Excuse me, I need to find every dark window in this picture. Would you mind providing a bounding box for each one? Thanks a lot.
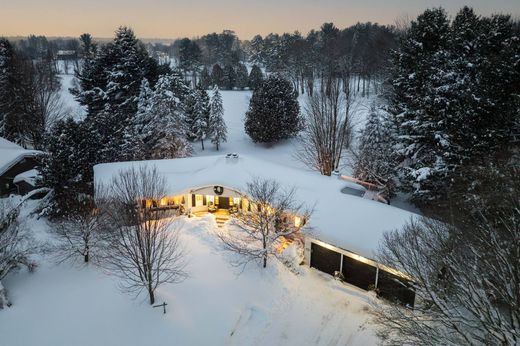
[377,270,416,307]
[310,243,341,276]
[192,194,196,207]
[342,255,377,290]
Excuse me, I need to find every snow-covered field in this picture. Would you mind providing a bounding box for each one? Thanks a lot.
[0,204,380,346]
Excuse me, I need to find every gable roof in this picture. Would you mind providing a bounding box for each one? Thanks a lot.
[94,155,418,260]
[0,137,41,177]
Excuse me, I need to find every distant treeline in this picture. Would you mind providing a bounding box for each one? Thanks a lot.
[9,22,400,96]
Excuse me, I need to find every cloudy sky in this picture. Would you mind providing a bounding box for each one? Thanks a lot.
[1,0,519,39]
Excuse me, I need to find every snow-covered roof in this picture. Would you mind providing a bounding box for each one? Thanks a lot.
[13,169,40,186]
[0,137,41,177]
[94,155,417,259]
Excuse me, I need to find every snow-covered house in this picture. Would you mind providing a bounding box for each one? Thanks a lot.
[0,137,41,196]
[94,154,417,306]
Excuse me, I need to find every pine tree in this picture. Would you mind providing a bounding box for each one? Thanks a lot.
[211,63,224,88]
[209,86,227,150]
[354,104,397,194]
[192,84,211,150]
[389,7,520,206]
[388,8,452,205]
[248,65,264,90]
[222,64,236,90]
[72,27,160,162]
[0,38,17,141]
[245,74,301,143]
[130,74,192,159]
[199,66,212,89]
[235,63,249,90]
[40,118,98,216]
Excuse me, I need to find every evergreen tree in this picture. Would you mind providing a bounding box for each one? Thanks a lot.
[39,118,98,217]
[235,63,249,90]
[389,7,520,206]
[248,65,264,90]
[222,64,236,90]
[130,74,192,160]
[354,104,397,194]
[245,75,301,143]
[72,27,160,162]
[178,38,202,81]
[199,66,212,89]
[0,38,19,141]
[191,84,211,150]
[389,8,453,205]
[210,63,224,88]
[209,86,227,150]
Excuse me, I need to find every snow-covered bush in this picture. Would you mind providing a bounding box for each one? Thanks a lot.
[0,199,36,308]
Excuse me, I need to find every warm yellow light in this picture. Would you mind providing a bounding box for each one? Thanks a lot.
[276,237,291,253]
[294,216,302,228]
[233,197,241,205]
[206,195,214,203]
[160,198,168,206]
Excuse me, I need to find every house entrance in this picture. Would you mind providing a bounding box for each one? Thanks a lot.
[216,196,230,209]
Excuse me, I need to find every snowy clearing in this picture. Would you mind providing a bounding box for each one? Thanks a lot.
[0,207,380,346]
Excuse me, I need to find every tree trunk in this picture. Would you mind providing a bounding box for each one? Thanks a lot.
[263,237,267,268]
[84,252,89,263]
[201,139,204,150]
[148,287,155,305]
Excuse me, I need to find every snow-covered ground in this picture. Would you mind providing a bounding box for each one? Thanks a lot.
[0,205,380,346]
[193,90,373,173]
[0,73,399,345]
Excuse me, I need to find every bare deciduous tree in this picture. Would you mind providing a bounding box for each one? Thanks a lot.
[296,79,356,176]
[99,166,187,305]
[218,178,311,269]
[50,203,105,265]
[374,196,520,345]
[0,200,35,309]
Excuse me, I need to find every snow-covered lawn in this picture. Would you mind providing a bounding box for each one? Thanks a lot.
[0,210,379,346]
[193,90,373,173]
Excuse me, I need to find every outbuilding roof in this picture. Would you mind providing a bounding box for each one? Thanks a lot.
[94,155,417,260]
[0,137,41,177]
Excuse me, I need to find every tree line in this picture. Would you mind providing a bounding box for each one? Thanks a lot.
[353,7,520,209]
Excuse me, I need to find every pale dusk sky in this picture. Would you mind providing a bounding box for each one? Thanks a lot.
[1,0,519,39]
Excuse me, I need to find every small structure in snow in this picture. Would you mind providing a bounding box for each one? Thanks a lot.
[0,137,42,196]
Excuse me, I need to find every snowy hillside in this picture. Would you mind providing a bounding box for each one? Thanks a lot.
[0,206,380,346]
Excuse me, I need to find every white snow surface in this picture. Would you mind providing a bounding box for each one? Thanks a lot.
[0,137,41,176]
[95,154,415,260]
[0,208,380,346]
[13,169,40,186]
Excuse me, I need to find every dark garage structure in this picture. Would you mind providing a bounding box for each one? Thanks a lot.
[309,240,415,307]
